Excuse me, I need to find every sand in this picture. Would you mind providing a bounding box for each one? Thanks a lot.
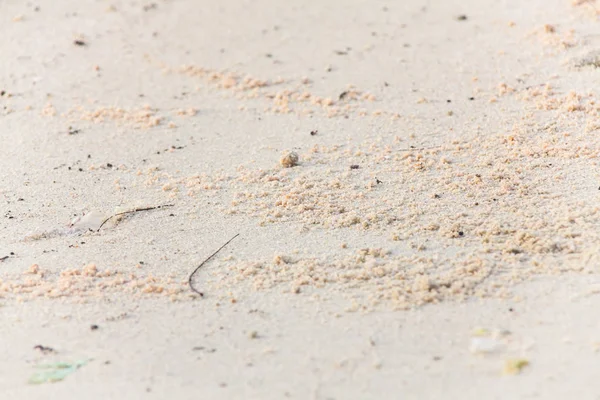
[1,0,600,398]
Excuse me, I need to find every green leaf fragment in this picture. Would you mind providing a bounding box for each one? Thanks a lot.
[28,360,89,384]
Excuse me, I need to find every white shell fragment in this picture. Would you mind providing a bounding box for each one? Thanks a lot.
[69,210,107,231]
[24,210,107,241]
[469,337,504,354]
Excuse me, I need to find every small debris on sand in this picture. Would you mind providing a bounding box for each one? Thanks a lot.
[28,360,88,384]
[504,358,530,375]
[573,50,600,68]
[34,345,56,354]
[280,151,299,168]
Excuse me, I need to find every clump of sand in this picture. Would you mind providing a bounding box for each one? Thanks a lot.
[0,263,190,302]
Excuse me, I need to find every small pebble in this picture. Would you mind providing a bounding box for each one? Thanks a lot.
[280,151,299,168]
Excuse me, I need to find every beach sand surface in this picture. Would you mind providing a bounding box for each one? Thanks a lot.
[1,0,600,398]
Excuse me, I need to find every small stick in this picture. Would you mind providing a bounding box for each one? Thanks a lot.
[398,146,440,151]
[189,234,240,297]
[97,204,174,231]
[0,256,8,262]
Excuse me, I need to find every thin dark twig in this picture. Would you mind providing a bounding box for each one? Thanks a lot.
[97,204,174,231]
[0,256,8,262]
[398,146,441,151]
[189,234,240,297]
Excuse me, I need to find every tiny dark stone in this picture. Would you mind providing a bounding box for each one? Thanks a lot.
[310,130,318,136]
[339,91,349,100]
[10,252,14,255]
[73,39,86,46]
[350,164,360,170]
[433,356,442,361]
[143,3,157,11]
[474,202,479,206]
[509,308,514,312]
[34,345,55,354]
[90,324,99,331]
[457,14,468,21]
[469,97,475,101]
[433,194,441,199]
[107,163,113,168]
[87,154,91,159]
[0,90,5,96]
[17,198,24,201]
[458,231,464,236]
[78,168,83,172]
[375,178,382,184]
[446,99,451,103]
[169,213,175,217]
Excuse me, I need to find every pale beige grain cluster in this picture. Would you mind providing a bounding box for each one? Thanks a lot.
[571,0,599,18]
[528,24,579,50]
[155,100,600,307]
[40,102,57,117]
[73,105,162,128]
[165,62,387,119]
[0,263,189,302]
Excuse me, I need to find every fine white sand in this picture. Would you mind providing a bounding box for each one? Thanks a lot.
[2,0,600,398]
